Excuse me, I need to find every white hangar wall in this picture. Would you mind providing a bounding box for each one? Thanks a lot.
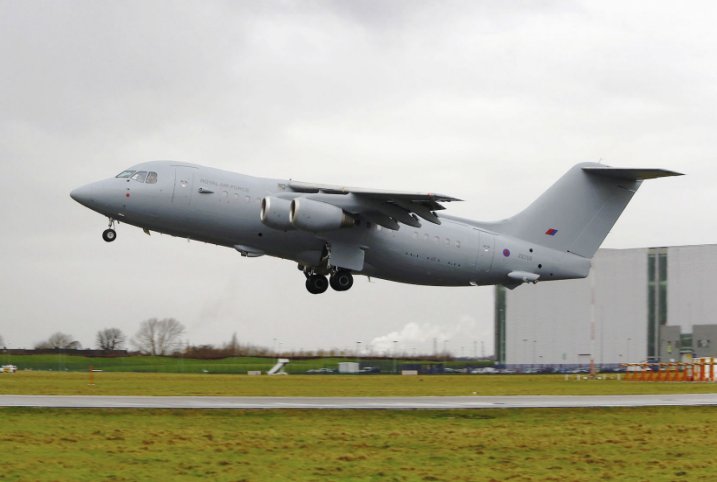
[495,246,717,367]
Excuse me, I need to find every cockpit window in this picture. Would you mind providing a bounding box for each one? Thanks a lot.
[146,171,158,184]
[116,170,136,178]
[130,171,148,183]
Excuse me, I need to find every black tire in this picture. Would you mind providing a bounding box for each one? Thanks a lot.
[305,275,328,294]
[102,229,117,242]
[330,271,354,291]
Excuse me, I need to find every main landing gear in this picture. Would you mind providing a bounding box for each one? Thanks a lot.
[303,268,354,295]
[102,218,117,243]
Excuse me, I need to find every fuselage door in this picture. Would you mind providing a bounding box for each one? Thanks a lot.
[477,230,495,273]
[172,166,195,206]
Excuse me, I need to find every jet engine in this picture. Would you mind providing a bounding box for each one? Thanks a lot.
[260,196,294,230]
[289,198,355,232]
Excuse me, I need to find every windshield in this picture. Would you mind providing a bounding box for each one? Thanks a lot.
[116,169,158,183]
[116,170,135,178]
[130,171,148,183]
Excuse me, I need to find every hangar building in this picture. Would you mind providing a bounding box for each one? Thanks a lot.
[494,244,717,368]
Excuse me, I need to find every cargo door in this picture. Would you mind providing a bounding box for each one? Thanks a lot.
[477,229,495,273]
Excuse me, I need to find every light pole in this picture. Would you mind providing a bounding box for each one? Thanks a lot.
[393,340,398,374]
[532,340,536,366]
[522,338,528,371]
[627,337,632,363]
[356,341,362,366]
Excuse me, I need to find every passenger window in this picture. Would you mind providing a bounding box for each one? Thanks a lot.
[116,170,135,178]
[131,171,148,183]
[146,171,158,184]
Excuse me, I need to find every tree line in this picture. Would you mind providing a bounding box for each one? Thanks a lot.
[30,318,186,356]
[12,319,346,358]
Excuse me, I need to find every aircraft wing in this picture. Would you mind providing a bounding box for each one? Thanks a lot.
[288,180,461,229]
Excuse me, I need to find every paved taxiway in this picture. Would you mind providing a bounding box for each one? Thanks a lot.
[2,394,717,409]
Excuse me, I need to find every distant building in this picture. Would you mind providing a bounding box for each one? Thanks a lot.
[494,245,717,367]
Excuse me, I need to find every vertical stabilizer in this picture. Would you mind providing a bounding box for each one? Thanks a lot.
[486,163,681,259]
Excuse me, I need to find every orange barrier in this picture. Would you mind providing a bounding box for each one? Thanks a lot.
[622,358,716,382]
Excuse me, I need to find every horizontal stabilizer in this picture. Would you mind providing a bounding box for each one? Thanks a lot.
[582,166,683,180]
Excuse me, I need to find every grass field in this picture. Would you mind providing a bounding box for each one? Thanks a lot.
[1,406,715,481]
[3,372,716,481]
[2,371,717,397]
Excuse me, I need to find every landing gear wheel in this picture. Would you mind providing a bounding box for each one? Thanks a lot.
[102,229,117,243]
[330,271,354,291]
[305,275,329,294]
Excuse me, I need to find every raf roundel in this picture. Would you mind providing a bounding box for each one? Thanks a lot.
[503,249,511,257]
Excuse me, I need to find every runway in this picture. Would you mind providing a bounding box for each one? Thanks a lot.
[2,393,717,409]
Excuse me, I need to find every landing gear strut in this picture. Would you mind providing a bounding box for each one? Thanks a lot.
[102,219,117,243]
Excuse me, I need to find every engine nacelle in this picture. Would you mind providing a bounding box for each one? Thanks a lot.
[260,196,294,231]
[289,198,355,232]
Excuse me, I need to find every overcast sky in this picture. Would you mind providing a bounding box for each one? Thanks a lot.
[1,1,715,354]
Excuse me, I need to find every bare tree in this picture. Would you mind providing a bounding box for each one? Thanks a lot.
[35,332,81,349]
[226,332,239,356]
[132,318,185,355]
[96,328,126,351]
[0,334,5,348]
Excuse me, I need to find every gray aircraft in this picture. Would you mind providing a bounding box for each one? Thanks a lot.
[70,162,681,294]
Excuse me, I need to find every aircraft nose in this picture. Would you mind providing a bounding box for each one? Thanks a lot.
[70,183,95,207]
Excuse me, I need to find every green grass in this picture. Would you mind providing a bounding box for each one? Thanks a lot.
[2,371,717,396]
[0,406,715,481]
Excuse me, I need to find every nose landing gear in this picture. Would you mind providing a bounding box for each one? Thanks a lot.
[102,218,117,243]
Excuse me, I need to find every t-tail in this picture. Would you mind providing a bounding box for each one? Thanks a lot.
[486,162,682,259]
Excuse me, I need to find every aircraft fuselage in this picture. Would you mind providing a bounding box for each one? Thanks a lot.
[71,161,592,290]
